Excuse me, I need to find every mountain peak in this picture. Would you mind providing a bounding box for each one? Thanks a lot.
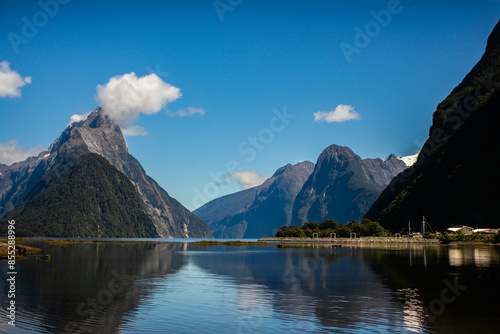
[69,107,129,159]
[322,144,354,155]
[291,144,408,225]
[272,161,314,178]
[317,145,357,168]
[383,153,397,161]
[81,107,112,128]
[1,106,212,238]
[71,107,121,136]
[485,19,500,54]
[396,152,419,167]
[382,152,418,167]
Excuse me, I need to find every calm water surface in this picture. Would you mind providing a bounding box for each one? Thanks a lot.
[1,242,499,333]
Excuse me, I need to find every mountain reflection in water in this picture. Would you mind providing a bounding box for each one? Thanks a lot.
[1,242,499,333]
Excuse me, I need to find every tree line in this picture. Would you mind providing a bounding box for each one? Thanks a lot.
[275,219,389,238]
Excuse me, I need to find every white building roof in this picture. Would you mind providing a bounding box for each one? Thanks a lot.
[447,226,473,232]
[473,228,499,234]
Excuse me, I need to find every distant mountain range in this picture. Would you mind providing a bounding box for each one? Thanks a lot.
[195,146,414,238]
[5,21,497,238]
[364,20,500,232]
[291,145,410,226]
[194,161,314,238]
[0,109,212,238]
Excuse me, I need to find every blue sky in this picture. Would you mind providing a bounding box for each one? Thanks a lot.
[1,0,499,210]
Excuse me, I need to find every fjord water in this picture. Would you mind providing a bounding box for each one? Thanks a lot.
[1,243,499,333]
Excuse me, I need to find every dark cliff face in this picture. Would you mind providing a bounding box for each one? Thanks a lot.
[291,145,407,225]
[0,108,212,238]
[194,161,315,238]
[364,20,500,232]
[11,153,158,237]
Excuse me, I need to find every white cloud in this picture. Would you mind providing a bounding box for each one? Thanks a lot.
[68,111,91,126]
[121,125,149,136]
[313,104,361,123]
[227,170,268,190]
[0,140,45,165]
[95,72,182,133]
[168,106,206,118]
[0,61,32,98]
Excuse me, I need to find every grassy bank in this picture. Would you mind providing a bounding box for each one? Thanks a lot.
[0,242,43,259]
[423,232,500,244]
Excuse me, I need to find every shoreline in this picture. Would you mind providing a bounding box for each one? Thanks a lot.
[2,237,497,248]
[0,242,44,259]
[259,237,441,244]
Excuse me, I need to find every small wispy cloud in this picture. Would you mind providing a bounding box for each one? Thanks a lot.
[167,106,205,118]
[0,140,45,165]
[313,104,361,123]
[0,61,31,98]
[68,111,149,136]
[227,170,268,190]
[121,125,149,136]
[68,111,91,126]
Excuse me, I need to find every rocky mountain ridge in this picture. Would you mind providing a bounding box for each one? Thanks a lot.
[0,108,212,238]
[291,145,408,225]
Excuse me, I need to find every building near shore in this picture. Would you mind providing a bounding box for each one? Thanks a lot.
[472,228,499,234]
[447,225,474,235]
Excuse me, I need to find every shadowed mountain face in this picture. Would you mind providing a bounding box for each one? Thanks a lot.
[364,20,500,232]
[291,145,407,225]
[10,153,158,237]
[0,108,212,238]
[194,161,315,238]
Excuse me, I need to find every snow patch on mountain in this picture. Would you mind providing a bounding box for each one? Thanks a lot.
[396,152,419,167]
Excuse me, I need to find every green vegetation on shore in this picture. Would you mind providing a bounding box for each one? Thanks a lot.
[275,219,389,238]
[423,232,500,244]
[0,242,43,259]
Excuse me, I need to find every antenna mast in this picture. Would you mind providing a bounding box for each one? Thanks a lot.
[422,216,435,234]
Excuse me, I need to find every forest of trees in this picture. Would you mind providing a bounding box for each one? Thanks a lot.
[275,219,389,238]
